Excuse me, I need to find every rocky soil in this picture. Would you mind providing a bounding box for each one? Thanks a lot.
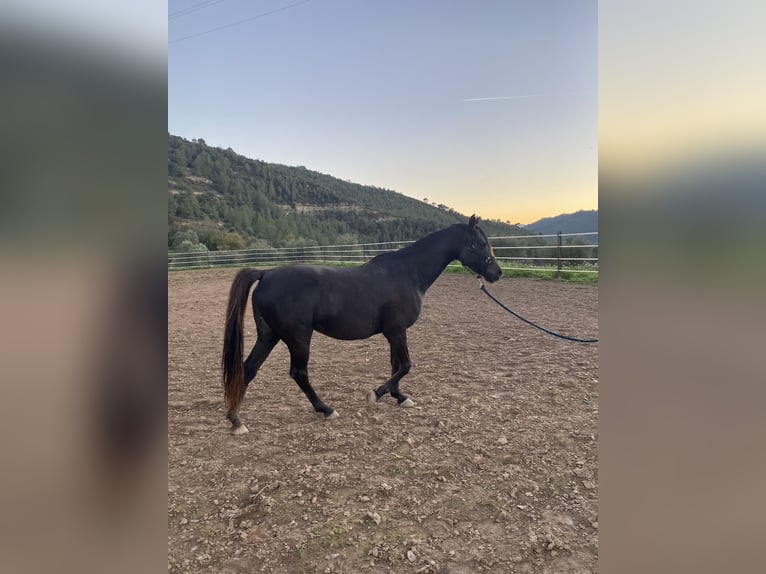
[168,269,598,573]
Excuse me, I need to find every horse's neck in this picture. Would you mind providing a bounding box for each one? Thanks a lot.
[400,226,462,292]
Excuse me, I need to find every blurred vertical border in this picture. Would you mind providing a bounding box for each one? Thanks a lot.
[600,1,765,573]
[0,2,167,573]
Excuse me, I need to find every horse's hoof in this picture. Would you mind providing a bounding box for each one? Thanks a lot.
[399,398,415,408]
[325,410,339,420]
[231,423,249,435]
[366,390,378,405]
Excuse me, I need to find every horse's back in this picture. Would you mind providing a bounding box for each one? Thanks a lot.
[252,263,421,340]
[254,264,345,309]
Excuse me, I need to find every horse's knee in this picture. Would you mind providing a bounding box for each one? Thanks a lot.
[400,359,411,376]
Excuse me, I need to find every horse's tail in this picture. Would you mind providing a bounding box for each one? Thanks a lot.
[222,268,264,413]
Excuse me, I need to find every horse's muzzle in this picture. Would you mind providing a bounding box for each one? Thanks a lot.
[482,258,502,283]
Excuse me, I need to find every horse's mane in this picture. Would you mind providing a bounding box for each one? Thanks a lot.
[396,224,464,255]
[475,225,495,256]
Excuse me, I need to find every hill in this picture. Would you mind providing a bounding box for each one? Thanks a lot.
[523,210,598,243]
[168,134,534,251]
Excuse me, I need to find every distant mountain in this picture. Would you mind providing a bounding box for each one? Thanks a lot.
[168,134,536,251]
[523,210,598,244]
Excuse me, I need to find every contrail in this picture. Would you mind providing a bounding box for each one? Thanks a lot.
[463,94,548,102]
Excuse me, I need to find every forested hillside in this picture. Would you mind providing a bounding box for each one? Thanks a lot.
[524,210,598,243]
[168,134,533,251]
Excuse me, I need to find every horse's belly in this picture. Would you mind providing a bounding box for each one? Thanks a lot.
[314,314,379,340]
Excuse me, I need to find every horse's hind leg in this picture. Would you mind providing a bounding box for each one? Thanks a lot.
[285,334,338,420]
[226,332,279,434]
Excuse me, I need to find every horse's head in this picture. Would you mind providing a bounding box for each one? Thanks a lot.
[459,215,502,283]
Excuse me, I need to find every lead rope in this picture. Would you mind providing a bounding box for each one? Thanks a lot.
[477,277,598,344]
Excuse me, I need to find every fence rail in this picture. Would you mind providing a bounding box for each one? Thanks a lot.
[168,231,598,276]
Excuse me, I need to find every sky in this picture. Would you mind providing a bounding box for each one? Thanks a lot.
[169,0,597,225]
[600,0,766,177]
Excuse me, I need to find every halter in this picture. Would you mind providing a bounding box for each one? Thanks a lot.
[466,225,497,273]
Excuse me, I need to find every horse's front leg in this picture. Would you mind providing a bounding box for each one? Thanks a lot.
[368,344,399,400]
[368,331,415,407]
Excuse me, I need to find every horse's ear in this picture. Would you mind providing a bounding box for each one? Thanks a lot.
[468,214,479,230]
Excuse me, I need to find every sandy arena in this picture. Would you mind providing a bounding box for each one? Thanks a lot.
[168,269,598,573]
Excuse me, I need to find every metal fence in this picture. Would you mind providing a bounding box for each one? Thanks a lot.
[168,232,598,275]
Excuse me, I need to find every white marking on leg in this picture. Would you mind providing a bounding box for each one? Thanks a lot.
[367,390,378,405]
[399,398,415,408]
[231,423,249,435]
[325,410,339,420]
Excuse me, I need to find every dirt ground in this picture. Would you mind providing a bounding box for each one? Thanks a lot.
[168,269,598,573]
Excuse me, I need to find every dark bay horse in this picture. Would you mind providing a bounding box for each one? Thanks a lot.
[222,215,501,434]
